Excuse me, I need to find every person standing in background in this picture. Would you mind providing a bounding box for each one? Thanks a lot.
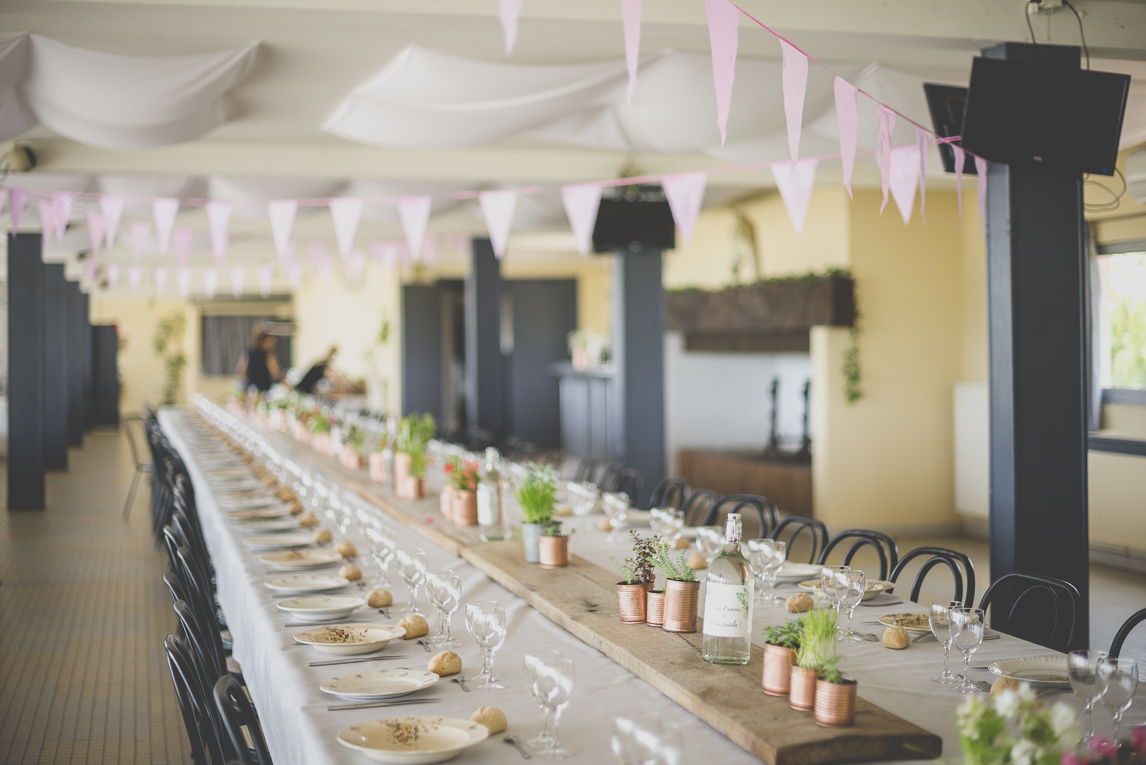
[237,328,283,392]
[295,345,346,394]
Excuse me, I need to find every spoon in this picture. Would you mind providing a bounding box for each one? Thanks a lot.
[416,639,432,653]
[452,675,471,692]
[861,632,880,643]
[504,734,532,759]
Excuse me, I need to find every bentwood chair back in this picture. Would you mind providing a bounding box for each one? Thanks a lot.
[609,468,643,502]
[977,572,1083,653]
[173,601,230,736]
[166,635,225,765]
[770,516,830,564]
[174,551,229,682]
[817,529,900,581]
[1109,608,1146,659]
[648,477,690,510]
[214,675,273,765]
[703,494,780,539]
[888,547,976,606]
[498,435,522,458]
[511,442,539,463]
[572,457,598,483]
[465,429,494,452]
[122,415,155,520]
[596,461,626,491]
[680,489,719,527]
[541,449,565,474]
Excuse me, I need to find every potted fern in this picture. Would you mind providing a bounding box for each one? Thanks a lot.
[813,656,856,727]
[650,538,698,633]
[514,467,555,563]
[539,522,572,568]
[394,413,434,499]
[762,618,804,697]
[790,603,836,711]
[610,532,655,623]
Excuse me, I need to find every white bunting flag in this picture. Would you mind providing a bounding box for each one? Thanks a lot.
[479,190,517,259]
[916,127,929,225]
[257,264,274,298]
[889,144,921,226]
[267,199,297,262]
[770,158,819,235]
[329,198,363,262]
[347,250,367,281]
[154,267,168,295]
[705,0,739,146]
[231,266,246,298]
[876,106,896,214]
[205,200,233,268]
[106,263,120,290]
[152,198,179,254]
[178,267,193,299]
[131,220,151,261]
[622,0,642,103]
[500,0,522,55]
[952,145,966,227]
[100,197,125,249]
[834,77,859,199]
[51,192,73,242]
[204,268,219,300]
[975,156,988,236]
[8,188,26,232]
[662,172,707,246]
[127,266,142,294]
[780,40,808,162]
[397,196,432,261]
[560,183,603,255]
[174,227,192,267]
[38,200,55,242]
[86,212,104,256]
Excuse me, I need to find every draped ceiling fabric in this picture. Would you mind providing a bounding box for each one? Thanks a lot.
[0,33,257,149]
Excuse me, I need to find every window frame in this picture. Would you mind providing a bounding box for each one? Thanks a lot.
[1096,237,1146,406]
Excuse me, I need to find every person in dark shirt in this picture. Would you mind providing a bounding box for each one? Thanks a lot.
[295,346,346,394]
[236,329,283,392]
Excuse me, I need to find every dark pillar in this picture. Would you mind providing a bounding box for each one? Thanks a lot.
[42,263,69,470]
[80,290,93,431]
[91,325,120,428]
[8,233,46,509]
[66,281,85,446]
[612,251,666,507]
[985,42,1089,650]
[465,238,503,439]
[400,284,444,420]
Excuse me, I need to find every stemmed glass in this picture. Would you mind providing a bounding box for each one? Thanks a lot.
[950,607,986,693]
[466,601,507,691]
[695,526,725,566]
[425,570,462,649]
[929,601,963,685]
[369,525,398,589]
[1097,657,1138,746]
[604,491,627,543]
[835,568,865,643]
[820,565,848,638]
[524,649,575,758]
[612,716,682,765]
[396,548,428,615]
[1069,650,1108,744]
[746,540,786,605]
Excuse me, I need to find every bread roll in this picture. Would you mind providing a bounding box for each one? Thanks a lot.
[674,537,691,550]
[428,650,462,676]
[277,487,297,502]
[399,614,429,639]
[288,501,306,516]
[882,625,910,649]
[297,512,320,527]
[366,589,393,608]
[598,517,613,532]
[338,564,362,581]
[991,676,1021,696]
[686,551,707,570]
[313,528,333,544]
[785,592,814,613]
[469,707,507,734]
[335,541,358,558]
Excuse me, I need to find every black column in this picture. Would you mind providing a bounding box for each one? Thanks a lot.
[8,233,46,509]
[985,42,1089,650]
[66,281,84,447]
[91,325,120,428]
[465,238,503,439]
[42,263,69,470]
[80,290,93,431]
[612,251,666,507]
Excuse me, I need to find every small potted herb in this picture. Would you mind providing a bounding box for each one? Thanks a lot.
[440,456,460,521]
[790,602,836,711]
[449,458,481,526]
[394,413,434,499]
[610,533,655,623]
[650,537,698,633]
[762,618,803,696]
[515,467,555,563]
[539,522,572,568]
[340,425,365,470]
[308,412,332,454]
[369,433,390,484]
[813,656,857,727]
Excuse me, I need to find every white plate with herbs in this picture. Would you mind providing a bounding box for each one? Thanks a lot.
[293,623,406,656]
[774,562,825,583]
[259,549,343,570]
[228,507,291,521]
[321,668,439,699]
[233,517,300,534]
[337,717,489,764]
[265,573,350,594]
[989,656,1071,688]
[796,579,896,601]
[242,532,313,551]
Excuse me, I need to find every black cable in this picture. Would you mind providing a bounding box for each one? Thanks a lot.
[1026,1,1040,49]
[1062,0,1090,70]
[1083,167,1127,211]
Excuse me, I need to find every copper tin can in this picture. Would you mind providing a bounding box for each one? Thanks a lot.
[539,536,570,568]
[453,490,478,526]
[814,679,857,727]
[762,644,795,696]
[440,485,455,520]
[402,476,425,500]
[616,583,647,623]
[393,452,412,489]
[662,579,699,633]
[789,666,818,711]
[646,590,665,627]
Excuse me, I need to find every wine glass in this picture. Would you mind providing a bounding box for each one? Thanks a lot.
[1069,650,1108,744]
[524,649,575,758]
[835,569,865,643]
[820,565,848,638]
[745,540,774,604]
[929,601,962,685]
[426,570,462,649]
[396,548,428,615]
[612,716,682,765]
[695,526,725,565]
[466,601,507,691]
[950,607,985,693]
[1097,657,1138,746]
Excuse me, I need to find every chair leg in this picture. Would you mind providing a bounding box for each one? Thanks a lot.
[123,468,142,520]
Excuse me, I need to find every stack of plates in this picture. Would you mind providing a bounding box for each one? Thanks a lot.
[242,532,313,551]
[233,517,300,534]
[774,562,825,583]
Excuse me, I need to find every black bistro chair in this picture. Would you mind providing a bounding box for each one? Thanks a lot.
[680,489,719,527]
[166,635,227,765]
[572,457,599,483]
[888,546,976,606]
[1109,608,1146,659]
[122,414,154,519]
[214,675,273,765]
[817,529,900,581]
[769,516,830,564]
[648,477,690,510]
[702,494,779,539]
[977,572,1082,653]
[608,468,643,501]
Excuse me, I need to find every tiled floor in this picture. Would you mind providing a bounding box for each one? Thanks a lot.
[0,431,192,765]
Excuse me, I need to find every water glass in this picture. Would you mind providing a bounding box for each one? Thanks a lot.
[929,601,962,685]
[396,548,428,615]
[524,649,575,758]
[695,526,725,565]
[612,716,682,765]
[1069,650,1108,744]
[950,607,985,693]
[835,569,865,643]
[466,601,507,691]
[426,570,461,648]
[820,565,848,637]
[1098,657,1138,745]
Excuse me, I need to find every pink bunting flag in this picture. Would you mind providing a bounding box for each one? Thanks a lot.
[876,106,896,214]
[916,127,929,225]
[770,158,819,235]
[152,198,179,254]
[127,266,142,294]
[287,262,303,291]
[203,268,219,300]
[51,192,73,242]
[131,220,151,261]
[86,212,104,256]
[397,196,432,261]
[329,198,363,262]
[231,266,246,299]
[662,172,707,246]
[889,144,921,226]
[705,0,739,147]
[560,183,603,255]
[479,190,518,259]
[174,227,193,267]
[38,200,55,242]
[8,188,26,232]
[257,264,274,298]
[500,0,522,55]
[780,40,808,162]
[834,77,859,199]
[622,0,642,104]
[347,250,368,280]
[205,200,232,268]
[0,189,7,221]
[85,260,98,285]
[100,197,124,249]
[952,145,966,226]
[106,263,120,290]
[975,156,988,236]
[267,199,297,262]
[177,267,193,299]
[154,267,168,295]
[311,243,333,281]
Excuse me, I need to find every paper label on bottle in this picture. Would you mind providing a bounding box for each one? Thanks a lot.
[702,580,754,638]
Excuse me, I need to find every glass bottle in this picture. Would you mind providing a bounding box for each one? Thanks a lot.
[702,512,754,665]
[478,448,514,542]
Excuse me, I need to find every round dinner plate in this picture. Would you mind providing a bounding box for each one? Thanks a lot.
[242,532,313,551]
[234,517,300,534]
[228,507,290,521]
[797,579,895,601]
[321,669,439,699]
[221,497,280,510]
[259,549,343,569]
[294,623,406,656]
[337,717,489,764]
[989,656,1071,688]
[265,573,350,594]
[877,612,933,633]
[278,595,364,622]
[774,562,825,583]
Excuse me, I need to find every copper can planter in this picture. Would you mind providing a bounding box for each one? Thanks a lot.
[401,476,425,500]
[762,644,796,697]
[646,590,665,627]
[616,583,648,623]
[453,491,479,526]
[789,666,818,711]
[814,679,857,727]
[393,453,412,490]
[440,485,455,520]
[368,451,389,484]
[539,536,570,568]
[662,579,699,633]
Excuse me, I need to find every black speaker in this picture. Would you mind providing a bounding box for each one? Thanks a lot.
[592,197,676,254]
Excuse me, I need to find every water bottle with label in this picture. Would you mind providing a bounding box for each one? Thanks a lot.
[701,512,754,665]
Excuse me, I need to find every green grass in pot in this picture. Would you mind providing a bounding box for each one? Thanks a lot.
[796,601,836,670]
[514,468,555,526]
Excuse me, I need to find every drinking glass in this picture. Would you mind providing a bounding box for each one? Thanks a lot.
[820,565,848,638]
[929,601,962,685]
[396,548,428,615]
[466,601,507,691]
[1097,657,1138,746]
[1069,650,1108,744]
[426,570,462,649]
[695,526,725,565]
[604,491,627,543]
[745,540,775,604]
[524,649,575,758]
[763,540,787,605]
[612,716,682,765]
[950,607,985,693]
[835,569,866,643]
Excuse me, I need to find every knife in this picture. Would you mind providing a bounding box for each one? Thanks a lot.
[327,698,440,712]
[308,656,407,667]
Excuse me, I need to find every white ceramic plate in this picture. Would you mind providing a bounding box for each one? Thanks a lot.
[774,562,825,583]
[321,669,439,699]
[877,612,934,633]
[797,579,896,601]
[205,467,250,477]
[278,595,365,622]
[242,532,314,551]
[265,573,350,594]
[293,623,406,656]
[258,549,343,569]
[221,497,280,510]
[228,507,291,521]
[337,717,489,764]
[989,656,1072,688]
[233,517,300,534]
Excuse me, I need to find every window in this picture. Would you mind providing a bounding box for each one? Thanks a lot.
[1097,245,1146,402]
[201,315,293,376]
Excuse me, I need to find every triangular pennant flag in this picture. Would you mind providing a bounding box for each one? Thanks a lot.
[231,266,246,299]
[347,250,368,281]
[280,240,295,263]
[203,268,219,300]
[287,262,303,291]
[770,158,819,235]
[85,260,98,285]
[178,267,193,299]
[834,77,859,200]
[780,40,808,162]
[478,190,518,259]
[560,183,603,255]
[174,227,192,267]
[152,198,179,254]
[106,263,120,289]
[0,189,7,220]
[51,192,73,242]
[889,144,921,226]
[310,241,326,270]
[952,145,966,227]
[975,156,988,236]
[876,105,896,214]
[127,266,142,294]
[38,200,55,242]
[705,0,740,147]
[397,196,432,261]
[205,200,232,268]
[662,172,707,246]
[267,199,297,262]
[500,0,523,55]
[131,220,151,262]
[257,264,274,298]
[86,212,104,256]
[100,197,124,248]
[154,267,168,295]
[329,197,363,262]
[622,0,642,104]
[422,236,438,267]
[9,188,27,232]
[916,127,929,225]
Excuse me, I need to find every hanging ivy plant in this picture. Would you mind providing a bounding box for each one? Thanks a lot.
[843,297,862,404]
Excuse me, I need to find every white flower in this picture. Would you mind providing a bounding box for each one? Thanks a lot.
[994,689,1021,719]
[1050,702,1076,736]
[1011,738,1037,765]
[1017,682,1036,704]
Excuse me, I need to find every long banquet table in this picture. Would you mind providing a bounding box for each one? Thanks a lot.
[158,405,1141,765]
